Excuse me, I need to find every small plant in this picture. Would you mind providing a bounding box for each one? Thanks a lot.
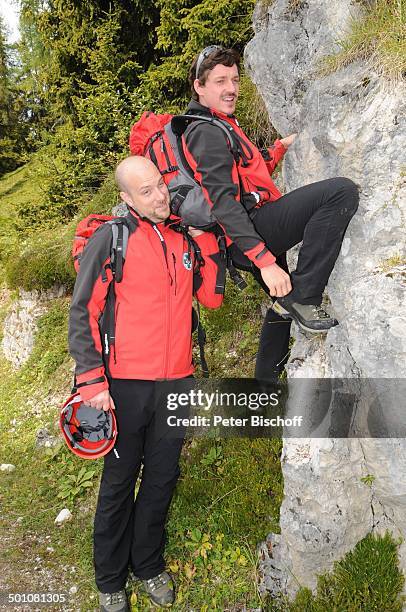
[379,254,405,273]
[361,473,376,487]
[200,443,223,470]
[57,465,96,505]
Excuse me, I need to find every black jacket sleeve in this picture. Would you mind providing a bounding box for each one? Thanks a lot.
[68,223,113,377]
[184,122,275,266]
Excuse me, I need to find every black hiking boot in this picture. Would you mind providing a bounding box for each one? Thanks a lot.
[141,571,175,607]
[271,295,338,333]
[98,589,129,612]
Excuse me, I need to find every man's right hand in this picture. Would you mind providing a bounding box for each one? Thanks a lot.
[260,263,292,297]
[85,390,116,412]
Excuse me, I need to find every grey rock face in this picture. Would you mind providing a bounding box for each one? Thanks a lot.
[246,0,406,599]
[1,286,65,368]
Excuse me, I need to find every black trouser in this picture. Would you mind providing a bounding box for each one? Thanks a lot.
[93,379,185,593]
[230,177,359,381]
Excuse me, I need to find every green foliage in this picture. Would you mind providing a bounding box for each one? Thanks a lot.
[199,441,224,470]
[321,0,406,81]
[57,465,97,505]
[28,299,71,381]
[30,0,159,120]
[170,437,283,543]
[199,273,264,377]
[11,1,51,150]
[2,163,117,292]
[273,532,405,611]
[12,0,160,225]
[137,0,256,113]
[361,473,376,486]
[237,74,278,148]
[0,16,28,175]
[5,225,76,292]
[9,0,258,227]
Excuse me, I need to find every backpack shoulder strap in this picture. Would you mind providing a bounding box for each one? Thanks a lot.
[174,224,205,270]
[107,216,132,283]
[172,114,252,166]
[172,114,234,152]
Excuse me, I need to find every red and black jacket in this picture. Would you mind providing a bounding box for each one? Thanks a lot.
[182,100,287,267]
[68,208,223,401]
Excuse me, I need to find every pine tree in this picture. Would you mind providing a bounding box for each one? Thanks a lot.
[16,0,50,138]
[137,0,256,113]
[14,0,163,225]
[0,15,23,175]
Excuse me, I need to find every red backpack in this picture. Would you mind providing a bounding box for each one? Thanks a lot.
[72,214,130,283]
[129,111,248,229]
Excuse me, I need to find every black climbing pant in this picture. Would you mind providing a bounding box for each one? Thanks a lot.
[229,177,359,381]
[93,379,185,593]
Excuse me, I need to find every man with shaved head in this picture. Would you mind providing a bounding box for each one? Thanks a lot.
[69,156,223,610]
[115,156,171,224]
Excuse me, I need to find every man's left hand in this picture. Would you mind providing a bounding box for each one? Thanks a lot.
[280,133,297,148]
[188,226,204,238]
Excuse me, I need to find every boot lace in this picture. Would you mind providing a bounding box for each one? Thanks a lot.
[104,591,126,605]
[312,305,331,320]
[146,573,169,592]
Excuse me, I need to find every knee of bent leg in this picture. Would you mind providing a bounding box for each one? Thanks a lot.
[335,177,359,213]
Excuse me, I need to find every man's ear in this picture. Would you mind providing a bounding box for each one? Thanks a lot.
[193,78,203,98]
[120,191,132,207]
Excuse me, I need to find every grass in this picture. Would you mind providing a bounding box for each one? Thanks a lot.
[0,299,284,610]
[0,282,404,610]
[321,0,406,81]
[0,161,118,292]
[199,272,266,378]
[237,74,278,149]
[0,161,43,266]
[270,532,405,611]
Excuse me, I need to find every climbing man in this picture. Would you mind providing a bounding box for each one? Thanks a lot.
[182,45,359,381]
[68,156,223,610]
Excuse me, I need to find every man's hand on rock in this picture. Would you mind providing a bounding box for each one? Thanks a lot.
[260,263,292,297]
[280,133,297,148]
[85,390,116,412]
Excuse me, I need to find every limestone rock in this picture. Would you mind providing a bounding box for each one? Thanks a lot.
[54,509,72,525]
[35,428,60,449]
[246,0,406,599]
[0,463,16,472]
[1,286,65,368]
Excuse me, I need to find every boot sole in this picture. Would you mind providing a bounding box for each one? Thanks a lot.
[271,301,334,334]
[149,599,174,608]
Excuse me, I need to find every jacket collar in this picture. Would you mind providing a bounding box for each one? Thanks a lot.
[186,99,237,123]
[127,205,180,232]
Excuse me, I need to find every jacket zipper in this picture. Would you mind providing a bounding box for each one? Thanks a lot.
[172,253,177,296]
[152,224,172,376]
[113,301,120,364]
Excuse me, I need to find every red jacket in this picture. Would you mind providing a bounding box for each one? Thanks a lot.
[68,209,223,401]
[182,100,287,267]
